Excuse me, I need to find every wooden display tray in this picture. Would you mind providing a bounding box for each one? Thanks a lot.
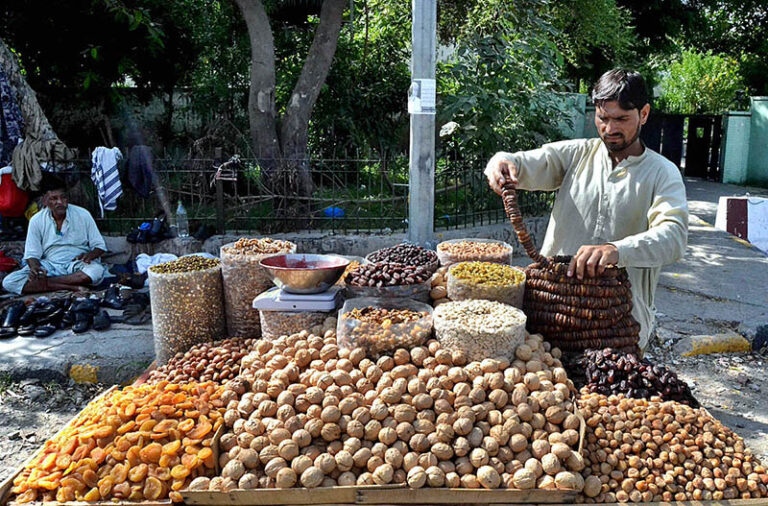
[181,485,578,505]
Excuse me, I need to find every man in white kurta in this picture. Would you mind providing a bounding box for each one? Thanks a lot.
[2,186,107,294]
[485,69,688,350]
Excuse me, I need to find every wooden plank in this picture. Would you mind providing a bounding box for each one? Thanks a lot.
[356,488,576,504]
[182,486,364,505]
[0,386,119,506]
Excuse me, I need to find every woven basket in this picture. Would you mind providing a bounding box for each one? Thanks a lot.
[501,182,640,352]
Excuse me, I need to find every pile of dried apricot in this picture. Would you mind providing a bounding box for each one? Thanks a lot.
[11,381,226,503]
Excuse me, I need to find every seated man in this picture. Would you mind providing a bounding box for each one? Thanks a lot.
[2,179,108,294]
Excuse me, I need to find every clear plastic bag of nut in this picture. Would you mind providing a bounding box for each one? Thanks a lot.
[259,310,332,341]
[436,238,514,266]
[220,239,297,338]
[337,297,433,358]
[148,263,226,364]
[344,279,431,303]
[447,262,526,308]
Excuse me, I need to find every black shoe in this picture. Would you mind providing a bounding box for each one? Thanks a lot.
[17,324,36,337]
[34,324,57,338]
[72,298,99,315]
[92,310,112,331]
[101,285,124,310]
[72,311,92,333]
[2,301,25,328]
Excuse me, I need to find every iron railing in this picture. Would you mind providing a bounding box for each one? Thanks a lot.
[45,156,555,236]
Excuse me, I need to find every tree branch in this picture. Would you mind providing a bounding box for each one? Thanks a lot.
[280,0,346,157]
[233,0,280,168]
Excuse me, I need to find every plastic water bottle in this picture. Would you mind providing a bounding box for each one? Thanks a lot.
[176,200,189,238]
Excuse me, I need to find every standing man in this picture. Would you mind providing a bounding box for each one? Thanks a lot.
[485,69,688,350]
[2,177,108,294]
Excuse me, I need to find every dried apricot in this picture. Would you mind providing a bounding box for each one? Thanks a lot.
[169,490,183,503]
[181,453,199,469]
[162,440,181,455]
[158,454,175,468]
[124,402,136,418]
[60,437,77,455]
[98,476,114,497]
[129,463,148,482]
[83,487,101,501]
[117,421,136,435]
[83,469,98,488]
[143,476,164,500]
[55,454,72,470]
[93,426,114,439]
[177,419,194,432]
[128,487,144,501]
[15,489,37,503]
[170,465,190,480]
[61,476,86,492]
[110,463,128,483]
[139,419,158,432]
[40,453,57,471]
[126,446,142,467]
[112,481,131,498]
[185,410,200,418]
[155,467,171,481]
[171,478,185,491]
[56,486,76,502]
[140,442,163,463]
[90,447,108,465]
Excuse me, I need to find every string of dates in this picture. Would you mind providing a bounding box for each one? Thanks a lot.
[500,182,640,352]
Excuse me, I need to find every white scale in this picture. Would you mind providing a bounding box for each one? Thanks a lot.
[253,286,343,312]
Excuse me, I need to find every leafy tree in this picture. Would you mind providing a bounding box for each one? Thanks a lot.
[656,49,743,114]
[549,0,636,89]
[438,0,568,158]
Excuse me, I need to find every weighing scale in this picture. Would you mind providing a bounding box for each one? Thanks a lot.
[253,286,343,312]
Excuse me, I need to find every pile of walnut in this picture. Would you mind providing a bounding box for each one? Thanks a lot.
[577,392,768,503]
[190,331,587,491]
[430,266,450,307]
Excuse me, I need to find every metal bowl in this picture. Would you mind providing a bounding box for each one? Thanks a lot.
[259,254,351,294]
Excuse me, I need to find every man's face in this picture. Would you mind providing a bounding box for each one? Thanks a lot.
[595,100,650,152]
[45,190,69,217]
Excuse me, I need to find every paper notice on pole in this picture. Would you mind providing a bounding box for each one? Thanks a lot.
[408,79,436,115]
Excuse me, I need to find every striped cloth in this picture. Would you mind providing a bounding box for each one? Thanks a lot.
[91,147,123,217]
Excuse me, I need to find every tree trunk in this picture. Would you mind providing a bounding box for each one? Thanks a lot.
[0,37,62,143]
[234,0,280,171]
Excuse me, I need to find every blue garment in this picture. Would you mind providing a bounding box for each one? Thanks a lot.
[127,145,154,198]
[91,147,123,217]
[0,67,24,166]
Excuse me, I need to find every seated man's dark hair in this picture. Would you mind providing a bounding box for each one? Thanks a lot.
[592,69,649,112]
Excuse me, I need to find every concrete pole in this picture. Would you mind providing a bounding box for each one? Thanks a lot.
[406,0,436,246]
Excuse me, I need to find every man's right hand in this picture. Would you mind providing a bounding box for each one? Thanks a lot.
[484,153,519,196]
[27,260,46,280]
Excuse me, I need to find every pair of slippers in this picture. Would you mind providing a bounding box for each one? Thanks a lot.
[120,292,151,325]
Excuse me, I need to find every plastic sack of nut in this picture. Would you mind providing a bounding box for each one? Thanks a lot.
[259,310,331,341]
[337,297,433,357]
[220,238,297,338]
[148,261,226,364]
[436,238,514,266]
[433,299,526,362]
[446,261,526,308]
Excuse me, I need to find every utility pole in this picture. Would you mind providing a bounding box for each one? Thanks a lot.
[406,0,436,246]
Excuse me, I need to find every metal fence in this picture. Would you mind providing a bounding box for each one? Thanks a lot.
[50,156,555,236]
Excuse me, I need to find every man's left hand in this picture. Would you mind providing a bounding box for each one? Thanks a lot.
[568,244,619,279]
[75,251,99,264]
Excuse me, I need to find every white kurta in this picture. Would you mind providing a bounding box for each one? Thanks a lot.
[492,138,689,349]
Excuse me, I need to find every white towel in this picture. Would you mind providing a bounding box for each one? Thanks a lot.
[91,147,123,217]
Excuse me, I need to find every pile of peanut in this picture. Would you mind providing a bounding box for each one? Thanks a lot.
[222,238,297,256]
[437,240,513,264]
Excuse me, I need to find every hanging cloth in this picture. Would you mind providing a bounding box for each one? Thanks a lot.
[0,67,24,166]
[91,146,123,217]
[126,145,155,198]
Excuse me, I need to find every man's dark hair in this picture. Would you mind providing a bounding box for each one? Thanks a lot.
[592,69,649,111]
[41,174,67,194]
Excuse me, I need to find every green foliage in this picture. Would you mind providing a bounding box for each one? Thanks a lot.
[549,0,636,87]
[657,49,743,114]
[438,0,568,158]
